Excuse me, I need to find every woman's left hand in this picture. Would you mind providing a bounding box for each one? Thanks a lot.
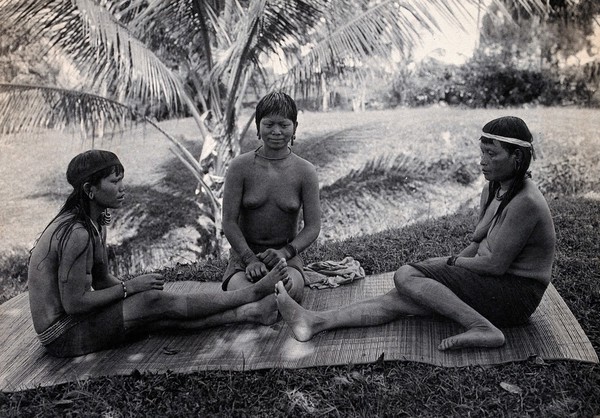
[258,248,288,268]
[128,273,165,295]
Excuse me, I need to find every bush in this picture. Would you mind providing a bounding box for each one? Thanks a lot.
[0,248,29,304]
[390,58,599,108]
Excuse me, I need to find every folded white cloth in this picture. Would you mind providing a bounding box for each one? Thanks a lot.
[303,256,366,289]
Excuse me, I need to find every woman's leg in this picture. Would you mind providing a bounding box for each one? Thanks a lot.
[393,265,505,350]
[123,259,289,332]
[144,294,280,332]
[275,281,431,342]
[228,267,304,301]
[228,265,305,313]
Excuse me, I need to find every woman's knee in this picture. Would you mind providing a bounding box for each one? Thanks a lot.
[393,265,421,293]
[133,289,173,310]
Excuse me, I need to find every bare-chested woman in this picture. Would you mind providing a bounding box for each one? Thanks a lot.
[276,116,555,351]
[221,92,321,305]
[28,149,290,357]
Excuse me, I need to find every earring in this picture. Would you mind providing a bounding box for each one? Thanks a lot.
[99,209,112,226]
[291,135,295,146]
[88,192,94,200]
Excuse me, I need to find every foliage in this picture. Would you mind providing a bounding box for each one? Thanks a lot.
[0,0,550,257]
[1,107,599,415]
[0,249,29,304]
[390,57,600,108]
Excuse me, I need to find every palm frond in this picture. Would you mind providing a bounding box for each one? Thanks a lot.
[0,83,135,138]
[277,0,547,92]
[321,153,430,201]
[0,83,220,214]
[1,0,190,116]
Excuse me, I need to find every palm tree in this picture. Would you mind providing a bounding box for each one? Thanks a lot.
[0,0,547,257]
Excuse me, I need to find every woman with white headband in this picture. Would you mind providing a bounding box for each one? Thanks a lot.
[275,116,556,351]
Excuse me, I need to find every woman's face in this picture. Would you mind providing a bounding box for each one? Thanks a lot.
[259,114,297,150]
[480,140,517,183]
[91,171,125,209]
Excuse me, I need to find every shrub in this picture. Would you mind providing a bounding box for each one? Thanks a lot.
[0,248,29,304]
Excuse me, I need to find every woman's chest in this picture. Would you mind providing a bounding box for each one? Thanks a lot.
[243,167,302,212]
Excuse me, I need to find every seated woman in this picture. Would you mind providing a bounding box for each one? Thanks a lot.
[221,91,321,304]
[28,149,290,357]
[275,116,555,350]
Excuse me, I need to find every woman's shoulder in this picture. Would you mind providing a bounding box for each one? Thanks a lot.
[227,152,254,175]
[53,214,91,238]
[511,179,550,213]
[291,153,317,171]
[35,214,91,255]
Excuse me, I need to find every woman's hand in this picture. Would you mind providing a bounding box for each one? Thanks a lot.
[245,261,268,282]
[127,273,165,295]
[258,248,288,268]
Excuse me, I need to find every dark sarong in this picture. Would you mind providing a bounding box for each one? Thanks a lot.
[222,243,304,291]
[42,300,128,357]
[409,258,547,327]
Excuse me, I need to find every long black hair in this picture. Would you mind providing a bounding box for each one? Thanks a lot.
[32,150,124,271]
[479,116,534,224]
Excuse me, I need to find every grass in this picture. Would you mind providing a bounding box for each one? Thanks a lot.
[1,107,599,416]
[1,196,599,417]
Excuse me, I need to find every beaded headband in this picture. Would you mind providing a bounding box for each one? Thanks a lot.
[481,131,536,160]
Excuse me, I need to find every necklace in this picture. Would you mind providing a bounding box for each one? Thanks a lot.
[254,146,292,160]
[495,187,507,200]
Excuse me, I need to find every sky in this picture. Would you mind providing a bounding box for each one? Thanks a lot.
[412,3,481,65]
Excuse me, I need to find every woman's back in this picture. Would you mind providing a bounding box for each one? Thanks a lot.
[28,214,91,333]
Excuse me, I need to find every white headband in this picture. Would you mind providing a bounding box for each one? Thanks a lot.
[481,131,536,160]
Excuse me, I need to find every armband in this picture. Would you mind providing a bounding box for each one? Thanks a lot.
[447,256,458,266]
[120,280,128,299]
[284,243,298,259]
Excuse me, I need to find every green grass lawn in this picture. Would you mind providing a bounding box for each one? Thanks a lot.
[1,196,598,417]
[0,107,599,416]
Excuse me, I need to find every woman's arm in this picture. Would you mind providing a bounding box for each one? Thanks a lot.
[58,227,128,314]
[458,241,479,258]
[455,197,539,276]
[58,227,164,314]
[290,164,321,253]
[258,163,321,267]
[222,157,268,279]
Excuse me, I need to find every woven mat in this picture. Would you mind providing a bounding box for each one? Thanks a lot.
[0,272,597,392]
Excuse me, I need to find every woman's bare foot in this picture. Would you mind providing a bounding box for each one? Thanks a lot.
[241,295,279,325]
[275,281,322,342]
[253,258,289,299]
[438,325,505,351]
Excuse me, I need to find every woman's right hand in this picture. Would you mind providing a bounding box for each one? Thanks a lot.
[245,261,268,283]
[127,273,165,295]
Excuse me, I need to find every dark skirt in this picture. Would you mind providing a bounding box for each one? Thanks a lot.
[42,300,128,357]
[408,258,548,327]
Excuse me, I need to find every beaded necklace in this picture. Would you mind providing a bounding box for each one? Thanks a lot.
[254,146,292,160]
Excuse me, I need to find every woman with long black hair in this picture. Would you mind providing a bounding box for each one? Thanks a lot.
[28,149,289,357]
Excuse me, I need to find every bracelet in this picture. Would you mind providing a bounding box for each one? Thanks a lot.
[447,256,458,266]
[120,280,128,299]
[284,243,298,259]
